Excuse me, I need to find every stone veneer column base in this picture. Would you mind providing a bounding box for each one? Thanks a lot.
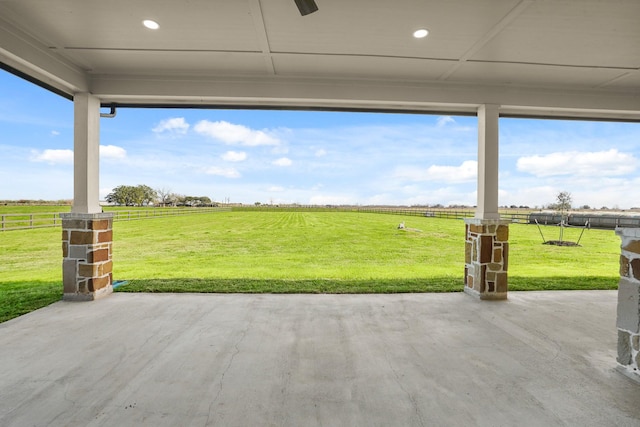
[464,218,510,300]
[61,213,114,301]
[615,228,640,383]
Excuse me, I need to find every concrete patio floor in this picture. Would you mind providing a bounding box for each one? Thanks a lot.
[1,290,638,426]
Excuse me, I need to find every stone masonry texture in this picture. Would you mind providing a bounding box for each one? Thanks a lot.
[61,213,114,301]
[464,219,510,300]
[615,228,640,379]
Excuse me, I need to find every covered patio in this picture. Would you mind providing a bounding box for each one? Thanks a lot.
[1,0,639,423]
[1,291,639,426]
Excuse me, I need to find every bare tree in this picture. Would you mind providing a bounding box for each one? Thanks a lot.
[554,191,572,242]
[156,187,173,207]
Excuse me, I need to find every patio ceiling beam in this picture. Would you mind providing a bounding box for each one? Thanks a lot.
[89,75,640,121]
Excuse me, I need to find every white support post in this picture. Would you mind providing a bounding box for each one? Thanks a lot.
[72,92,101,214]
[476,104,500,220]
[63,92,113,300]
[464,104,509,299]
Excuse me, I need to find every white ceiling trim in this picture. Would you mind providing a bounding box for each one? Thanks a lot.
[439,0,534,80]
[248,0,275,75]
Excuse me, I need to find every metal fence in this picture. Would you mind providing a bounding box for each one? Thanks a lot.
[353,207,533,223]
[0,207,231,231]
[231,206,639,229]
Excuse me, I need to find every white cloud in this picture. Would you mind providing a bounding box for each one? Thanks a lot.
[268,186,285,192]
[152,117,190,135]
[221,151,247,162]
[394,160,477,183]
[29,145,126,164]
[272,157,292,167]
[50,130,60,136]
[194,120,280,146]
[517,149,637,177]
[499,185,557,208]
[437,116,456,127]
[30,149,73,164]
[100,145,127,159]
[427,161,477,182]
[204,166,241,178]
[315,149,327,157]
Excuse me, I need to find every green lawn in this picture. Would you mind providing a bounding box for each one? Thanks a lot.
[0,205,71,214]
[0,211,621,323]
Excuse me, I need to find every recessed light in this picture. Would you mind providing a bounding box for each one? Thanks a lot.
[143,19,159,30]
[413,29,429,38]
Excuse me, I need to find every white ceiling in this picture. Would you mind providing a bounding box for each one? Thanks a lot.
[1,0,639,119]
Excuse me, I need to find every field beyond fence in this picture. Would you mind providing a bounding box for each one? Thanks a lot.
[4,204,640,231]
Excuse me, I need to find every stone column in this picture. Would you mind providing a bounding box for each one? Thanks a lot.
[466,104,509,299]
[61,213,114,301]
[464,218,510,300]
[615,228,640,382]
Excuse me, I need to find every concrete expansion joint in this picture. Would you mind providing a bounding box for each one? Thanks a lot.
[383,346,426,427]
[213,325,250,404]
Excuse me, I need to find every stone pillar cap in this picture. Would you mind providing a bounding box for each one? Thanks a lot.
[616,227,640,238]
[60,212,114,220]
[464,218,510,226]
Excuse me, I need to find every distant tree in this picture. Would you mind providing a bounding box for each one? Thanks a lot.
[202,196,212,205]
[156,187,174,206]
[548,191,572,213]
[106,184,157,206]
[106,185,135,206]
[180,195,213,207]
[137,185,157,206]
[550,190,572,243]
[556,191,572,213]
[167,193,180,206]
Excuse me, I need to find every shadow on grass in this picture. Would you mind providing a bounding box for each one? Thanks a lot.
[0,275,618,324]
[116,275,618,294]
[117,277,464,294]
[0,281,62,324]
[508,276,618,291]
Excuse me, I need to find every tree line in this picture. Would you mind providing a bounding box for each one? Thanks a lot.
[106,185,213,207]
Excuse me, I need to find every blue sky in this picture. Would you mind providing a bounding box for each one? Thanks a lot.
[1,70,640,208]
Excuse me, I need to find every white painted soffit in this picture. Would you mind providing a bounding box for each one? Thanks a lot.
[0,16,88,94]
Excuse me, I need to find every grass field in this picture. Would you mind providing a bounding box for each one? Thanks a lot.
[0,205,156,214]
[0,210,621,323]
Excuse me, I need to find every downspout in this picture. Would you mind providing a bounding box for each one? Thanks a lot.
[100,105,117,118]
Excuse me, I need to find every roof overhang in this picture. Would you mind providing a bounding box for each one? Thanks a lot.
[1,0,639,120]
